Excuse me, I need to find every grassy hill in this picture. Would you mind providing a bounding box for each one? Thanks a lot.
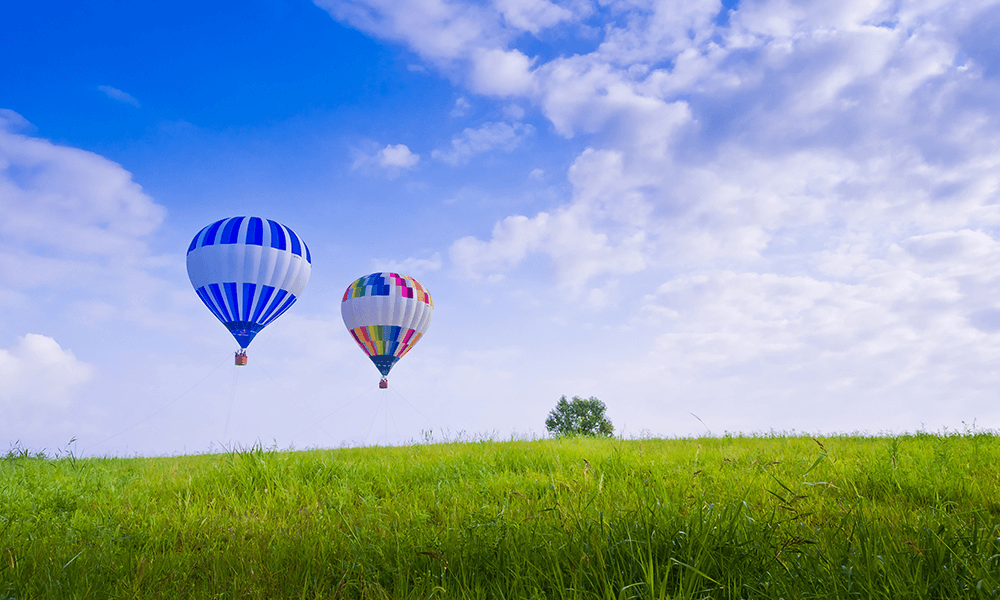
[3,432,1000,599]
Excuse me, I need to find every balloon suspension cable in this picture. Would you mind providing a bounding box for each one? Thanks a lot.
[252,358,341,447]
[387,391,399,440]
[290,382,380,440]
[223,365,240,441]
[389,385,434,429]
[82,354,231,455]
[363,392,385,446]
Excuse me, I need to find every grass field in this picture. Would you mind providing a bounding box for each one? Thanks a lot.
[3,431,1000,599]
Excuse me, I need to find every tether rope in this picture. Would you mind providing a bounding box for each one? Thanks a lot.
[385,391,400,440]
[389,385,434,428]
[83,354,230,455]
[83,347,435,454]
[290,383,378,440]
[223,366,240,440]
[363,392,385,446]
[252,359,342,447]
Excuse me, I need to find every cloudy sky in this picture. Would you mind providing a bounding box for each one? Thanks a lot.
[2,0,999,456]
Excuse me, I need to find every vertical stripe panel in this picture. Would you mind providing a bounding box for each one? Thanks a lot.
[285,226,302,256]
[188,226,206,252]
[223,282,240,323]
[251,285,275,323]
[221,216,245,244]
[261,294,297,326]
[259,289,289,323]
[196,286,226,322]
[201,219,226,247]
[242,283,257,321]
[209,283,233,322]
[268,220,287,250]
[245,217,264,245]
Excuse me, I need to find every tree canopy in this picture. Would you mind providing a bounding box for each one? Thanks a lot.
[545,396,614,437]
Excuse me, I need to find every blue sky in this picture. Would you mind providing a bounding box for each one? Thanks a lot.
[3,0,1000,456]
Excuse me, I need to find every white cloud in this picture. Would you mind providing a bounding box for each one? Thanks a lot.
[315,0,580,66]
[451,96,472,117]
[97,85,140,107]
[469,48,535,96]
[352,142,420,175]
[432,121,534,165]
[315,0,501,62]
[0,109,31,131]
[373,252,443,276]
[503,104,526,120]
[325,0,1000,279]
[378,143,420,168]
[450,205,647,292]
[0,334,93,407]
[449,148,653,291]
[0,110,194,347]
[495,0,573,33]
[0,110,165,285]
[901,229,997,263]
[451,213,549,279]
[630,255,1000,431]
[421,0,999,302]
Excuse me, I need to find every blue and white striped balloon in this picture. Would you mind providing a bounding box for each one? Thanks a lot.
[186,217,311,349]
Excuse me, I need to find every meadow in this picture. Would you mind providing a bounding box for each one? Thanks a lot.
[2,431,1000,599]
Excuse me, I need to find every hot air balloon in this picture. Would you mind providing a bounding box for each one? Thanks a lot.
[187,217,311,365]
[341,272,433,388]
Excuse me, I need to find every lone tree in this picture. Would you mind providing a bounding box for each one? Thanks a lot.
[545,395,614,437]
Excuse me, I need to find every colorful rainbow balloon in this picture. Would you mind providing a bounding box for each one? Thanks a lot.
[341,272,433,384]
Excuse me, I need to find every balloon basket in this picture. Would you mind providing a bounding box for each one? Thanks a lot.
[379,378,388,389]
[235,351,248,366]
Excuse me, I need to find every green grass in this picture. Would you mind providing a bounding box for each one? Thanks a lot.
[3,432,1000,599]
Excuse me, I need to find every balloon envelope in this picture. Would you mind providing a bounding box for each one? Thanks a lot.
[341,272,433,377]
[187,216,311,348]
